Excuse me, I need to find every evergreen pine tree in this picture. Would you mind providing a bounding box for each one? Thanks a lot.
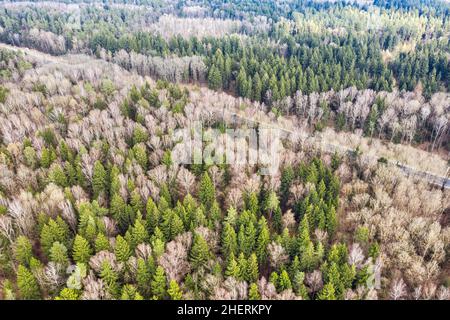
[189,233,211,269]
[246,192,259,216]
[248,282,261,300]
[251,73,262,102]
[151,266,167,299]
[121,284,144,300]
[92,161,108,199]
[293,271,309,299]
[14,236,33,266]
[326,205,337,236]
[246,253,259,283]
[49,164,68,187]
[100,262,120,297]
[136,257,152,298]
[40,217,70,257]
[167,280,183,300]
[317,283,336,300]
[221,222,237,257]
[55,288,80,300]
[237,67,249,98]
[225,253,240,278]
[237,252,247,280]
[199,172,215,209]
[114,235,131,263]
[256,217,270,264]
[280,166,294,205]
[130,214,148,248]
[243,222,256,255]
[208,65,223,90]
[278,270,292,291]
[146,197,160,234]
[169,214,184,240]
[49,241,69,266]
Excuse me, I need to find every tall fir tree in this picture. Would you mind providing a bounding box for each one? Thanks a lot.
[246,253,259,283]
[225,253,241,278]
[114,235,132,263]
[248,282,261,300]
[199,172,215,209]
[189,233,211,269]
[317,283,336,300]
[14,236,33,266]
[17,265,40,300]
[207,65,223,90]
[256,217,270,264]
[151,266,167,300]
[221,222,237,257]
[167,280,183,300]
[92,160,108,199]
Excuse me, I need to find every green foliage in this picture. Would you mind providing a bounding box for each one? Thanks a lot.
[132,144,148,170]
[167,280,183,300]
[151,266,167,300]
[221,222,237,257]
[101,262,120,297]
[49,242,69,266]
[208,65,223,90]
[17,265,40,300]
[92,161,108,198]
[317,283,336,300]
[199,172,215,209]
[48,164,68,187]
[14,236,33,266]
[72,235,92,264]
[133,126,149,145]
[225,253,241,278]
[136,257,153,298]
[55,288,80,300]
[256,217,270,264]
[114,235,132,263]
[245,253,259,283]
[95,233,111,253]
[248,283,261,300]
[121,285,143,300]
[278,270,292,291]
[100,78,115,97]
[23,146,37,168]
[189,233,211,270]
[40,217,70,257]
[40,147,57,168]
[0,85,9,103]
[355,226,370,244]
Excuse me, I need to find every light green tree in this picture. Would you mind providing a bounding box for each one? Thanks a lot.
[151,266,167,299]
[189,233,211,269]
[92,160,108,198]
[14,236,33,266]
[114,235,131,263]
[167,280,183,300]
[17,265,40,300]
[248,282,261,300]
[199,172,215,209]
[72,235,92,264]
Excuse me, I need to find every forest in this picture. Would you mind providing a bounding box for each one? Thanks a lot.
[0,0,448,301]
